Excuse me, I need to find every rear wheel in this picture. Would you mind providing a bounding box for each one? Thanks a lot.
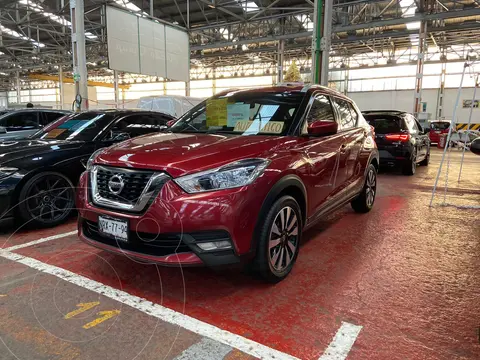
[351,164,377,213]
[18,172,75,228]
[253,196,302,283]
[402,149,417,175]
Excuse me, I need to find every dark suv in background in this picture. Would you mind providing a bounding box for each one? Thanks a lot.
[363,110,430,175]
[0,109,71,140]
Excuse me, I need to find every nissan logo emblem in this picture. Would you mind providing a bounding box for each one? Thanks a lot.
[108,174,125,195]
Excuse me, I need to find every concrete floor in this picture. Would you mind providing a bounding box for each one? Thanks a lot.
[0,148,479,360]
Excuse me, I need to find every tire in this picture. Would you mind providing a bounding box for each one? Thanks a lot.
[402,149,417,176]
[419,150,430,166]
[17,172,75,228]
[351,164,377,213]
[253,196,302,283]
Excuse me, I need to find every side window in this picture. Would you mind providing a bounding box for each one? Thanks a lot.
[1,112,39,131]
[305,95,335,125]
[332,98,355,130]
[348,103,359,125]
[41,112,65,126]
[106,114,164,141]
[405,115,419,133]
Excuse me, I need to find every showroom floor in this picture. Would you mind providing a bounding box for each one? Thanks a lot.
[0,148,479,360]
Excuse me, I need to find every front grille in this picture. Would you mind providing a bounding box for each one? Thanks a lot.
[83,220,191,257]
[96,166,154,204]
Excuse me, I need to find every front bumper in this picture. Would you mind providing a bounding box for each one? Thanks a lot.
[0,173,23,222]
[76,170,267,267]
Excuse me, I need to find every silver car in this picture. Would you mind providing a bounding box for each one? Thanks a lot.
[0,109,71,140]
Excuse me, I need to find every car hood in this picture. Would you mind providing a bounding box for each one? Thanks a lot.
[0,139,84,165]
[96,133,292,178]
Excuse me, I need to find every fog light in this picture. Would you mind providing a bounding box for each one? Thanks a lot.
[197,241,232,251]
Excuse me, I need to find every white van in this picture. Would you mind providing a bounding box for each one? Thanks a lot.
[137,95,204,118]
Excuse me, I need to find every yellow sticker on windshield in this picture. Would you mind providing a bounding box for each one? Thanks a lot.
[45,128,66,139]
[233,120,284,134]
[206,98,228,127]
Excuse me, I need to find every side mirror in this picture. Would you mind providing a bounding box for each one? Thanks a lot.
[0,126,6,134]
[470,137,480,155]
[307,120,338,136]
[166,119,176,127]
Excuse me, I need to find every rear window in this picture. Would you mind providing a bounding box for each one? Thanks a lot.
[430,122,450,130]
[364,115,404,134]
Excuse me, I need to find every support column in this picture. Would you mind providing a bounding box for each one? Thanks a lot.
[70,0,88,111]
[436,59,446,119]
[312,0,332,85]
[113,70,119,108]
[212,67,217,95]
[16,71,21,104]
[59,66,64,110]
[413,20,427,115]
[320,0,333,86]
[277,39,284,84]
[150,0,154,16]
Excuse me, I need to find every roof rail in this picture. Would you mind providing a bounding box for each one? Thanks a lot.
[277,82,304,87]
[362,110,407,114]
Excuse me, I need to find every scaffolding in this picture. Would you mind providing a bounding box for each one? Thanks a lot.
[429,60,480,209]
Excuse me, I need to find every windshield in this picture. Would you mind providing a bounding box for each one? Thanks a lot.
[364,115,404,134]
[30,113,114,141]
[169,91,304,136]
[430,122,450,130]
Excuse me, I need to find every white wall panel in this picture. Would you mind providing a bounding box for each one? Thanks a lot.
[106,6,140,74]
[106,6,188,81]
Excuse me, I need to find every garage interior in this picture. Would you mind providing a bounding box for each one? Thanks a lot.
[0,1,480,360]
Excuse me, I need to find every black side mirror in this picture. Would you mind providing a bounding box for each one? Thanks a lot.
[470,137,480,155]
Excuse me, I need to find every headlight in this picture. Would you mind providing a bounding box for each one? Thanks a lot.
[174,158,270,193]
[0,167,18,179]
[86,149,104,171]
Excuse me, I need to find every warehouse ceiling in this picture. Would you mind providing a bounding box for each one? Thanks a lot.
[0,0,480,89]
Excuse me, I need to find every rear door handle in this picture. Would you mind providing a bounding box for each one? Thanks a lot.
[340,144,347,153]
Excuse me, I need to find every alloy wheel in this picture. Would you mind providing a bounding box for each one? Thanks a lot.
[365,168,376,207]
[268,206,299,272]
[25,175,74,224]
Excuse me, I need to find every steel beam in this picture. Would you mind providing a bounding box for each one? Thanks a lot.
[413,20,427,115]
[277,39,284,83]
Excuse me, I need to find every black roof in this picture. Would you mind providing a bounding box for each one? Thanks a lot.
[5,109,72,114]
[75,109,175,118]
[362,110,409,115]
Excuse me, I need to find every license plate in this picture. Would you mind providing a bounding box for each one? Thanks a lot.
[435,131,441,134]
[98,216,129,242]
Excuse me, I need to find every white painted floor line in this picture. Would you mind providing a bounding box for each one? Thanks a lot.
[173,337,233,360]
[318,322,362,360]
[2,231,77,252]
[0,250,300,360]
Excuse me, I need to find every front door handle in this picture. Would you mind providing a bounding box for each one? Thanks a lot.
[340,144,347,153]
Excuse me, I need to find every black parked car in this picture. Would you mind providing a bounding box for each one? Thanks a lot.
[363,110,430,175]
[0,109,71,140]
[0,109,175,227]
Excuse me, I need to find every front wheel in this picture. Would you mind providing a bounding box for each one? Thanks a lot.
[253,196,302,283]
[419,150,430,166]
[351,164,377,213]
[18,172,75,228]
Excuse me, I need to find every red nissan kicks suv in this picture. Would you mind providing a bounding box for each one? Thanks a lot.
[77,85,379,282]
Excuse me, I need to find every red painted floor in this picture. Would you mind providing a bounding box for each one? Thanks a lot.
[2,149,480,359]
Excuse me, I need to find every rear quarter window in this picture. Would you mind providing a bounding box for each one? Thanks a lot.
[364,115,405,134]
